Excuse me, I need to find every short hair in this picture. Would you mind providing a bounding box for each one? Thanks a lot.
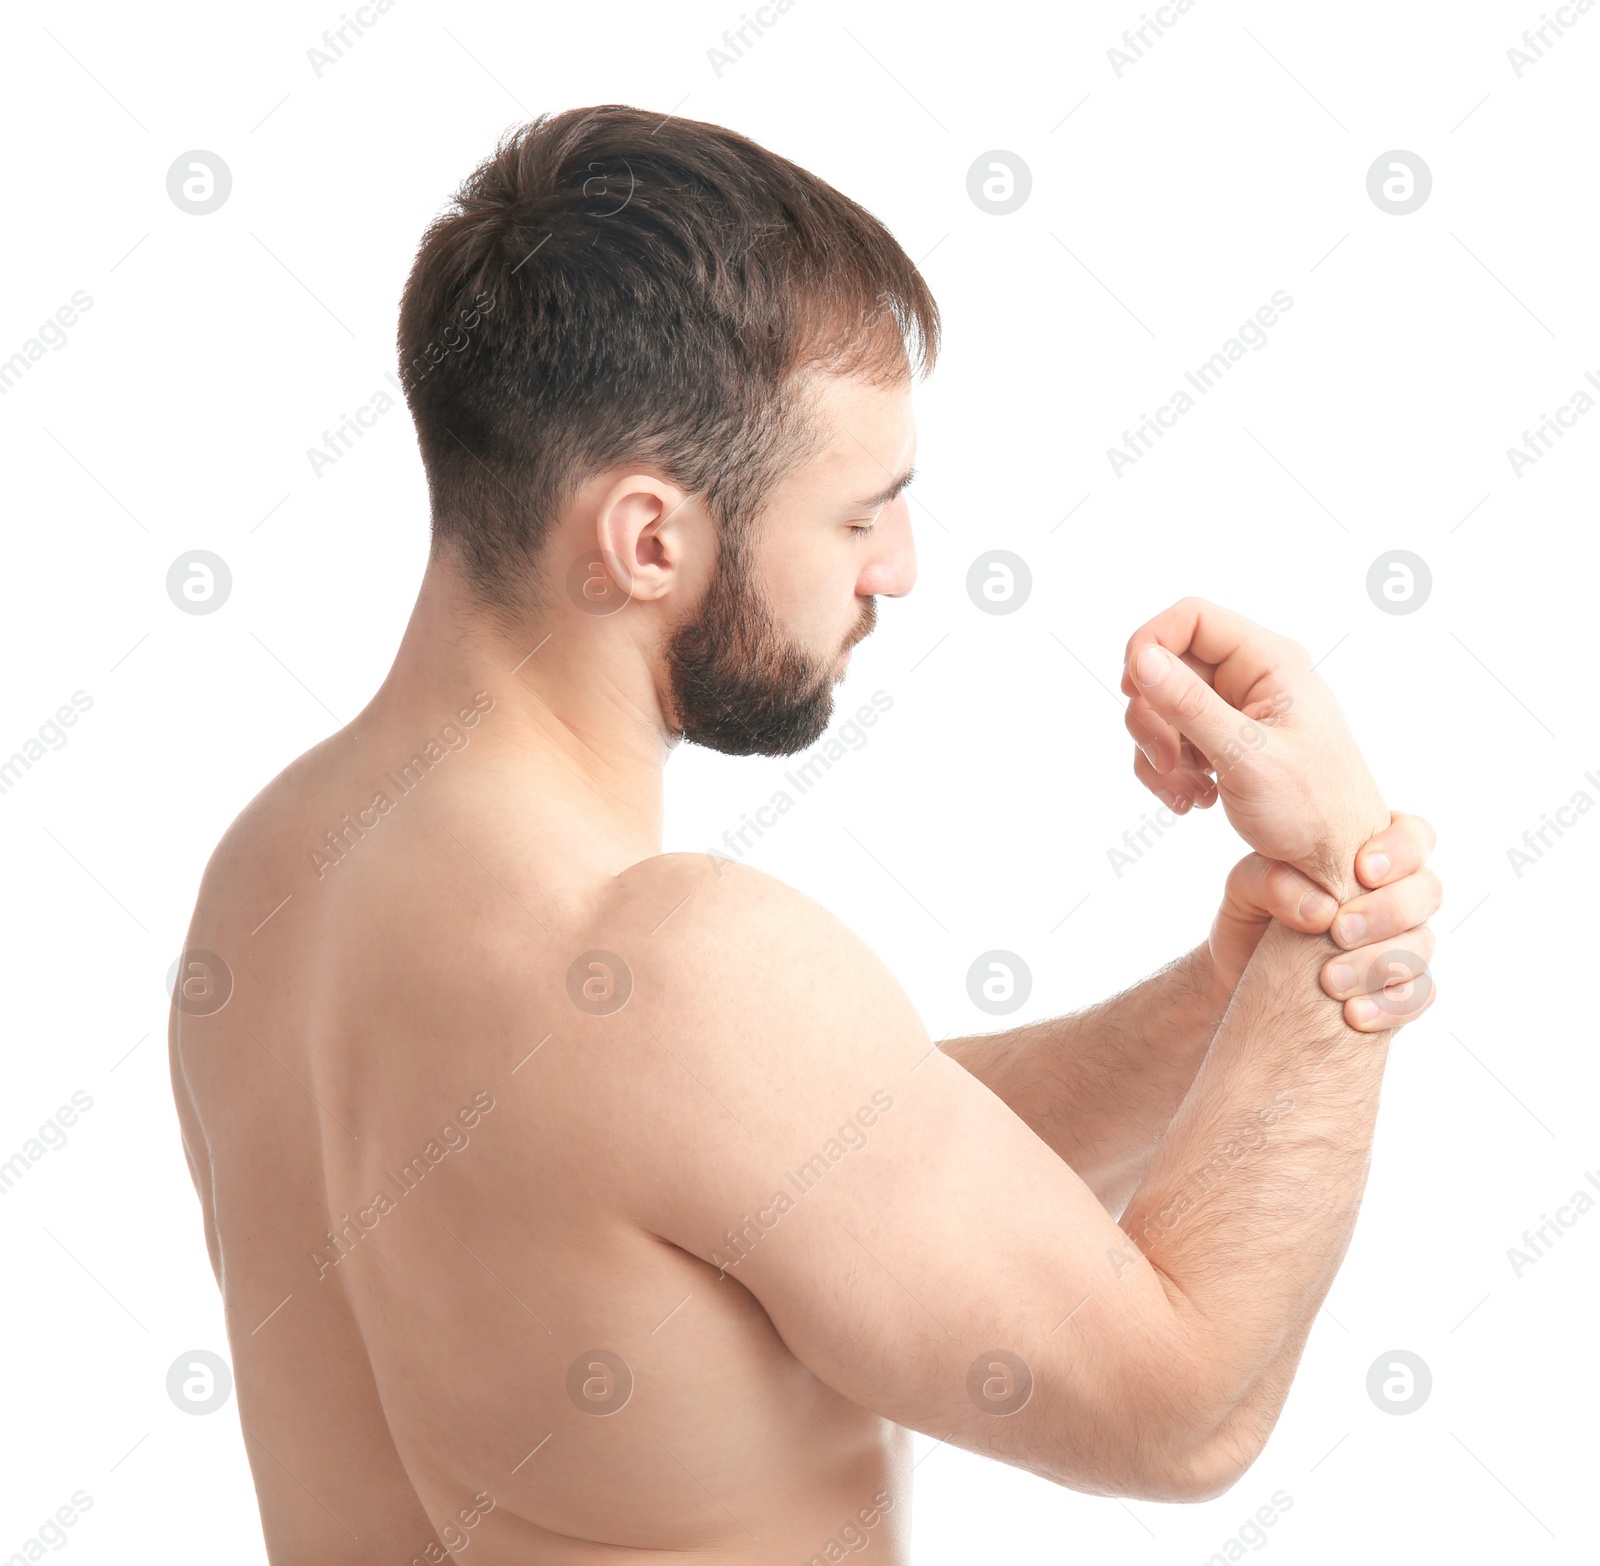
[395,105,940,619]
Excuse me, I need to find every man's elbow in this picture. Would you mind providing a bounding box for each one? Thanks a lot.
[1030,1414,1260,1505]
[1148,1415,1265,1504]
[1171,1433,1260,1503]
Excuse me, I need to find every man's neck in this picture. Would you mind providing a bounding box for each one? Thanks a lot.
[359,553,673,870]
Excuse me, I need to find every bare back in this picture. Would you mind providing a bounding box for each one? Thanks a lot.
[170,699,907,1564]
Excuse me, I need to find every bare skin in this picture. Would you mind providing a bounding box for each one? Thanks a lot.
[171,370,1439,1563]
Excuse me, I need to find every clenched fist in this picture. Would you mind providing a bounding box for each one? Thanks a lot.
[1120,598,1390,902]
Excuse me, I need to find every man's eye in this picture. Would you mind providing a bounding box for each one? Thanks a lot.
[849,522,878,536]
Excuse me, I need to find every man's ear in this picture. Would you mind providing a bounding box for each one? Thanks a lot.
[591,472,706,605]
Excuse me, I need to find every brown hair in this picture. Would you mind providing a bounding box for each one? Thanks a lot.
[395,104,940,618]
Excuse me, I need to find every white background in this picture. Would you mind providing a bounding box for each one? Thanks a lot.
[1,0,1593,1560]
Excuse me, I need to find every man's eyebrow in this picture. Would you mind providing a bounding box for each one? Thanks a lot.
[849,464,917,511]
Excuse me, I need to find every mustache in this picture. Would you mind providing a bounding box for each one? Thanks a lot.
[844,598,878,650]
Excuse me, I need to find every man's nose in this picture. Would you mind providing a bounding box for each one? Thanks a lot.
[858,496,917,598]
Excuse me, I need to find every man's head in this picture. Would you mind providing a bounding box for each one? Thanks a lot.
[395,105,937,756]
[659,364,916,754]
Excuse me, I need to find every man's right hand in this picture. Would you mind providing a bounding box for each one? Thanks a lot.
[1119,598,1390,901]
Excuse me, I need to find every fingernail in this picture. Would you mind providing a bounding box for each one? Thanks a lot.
[1348,997,1378,1025]
[1337,913,1367,944]
[1329,963,1356,994]
[1299,887,1337,922]
[1136,740,1156,766]
[1135,646,1167,686]
[1363,852,1391,882]
[1156,787,1178,810]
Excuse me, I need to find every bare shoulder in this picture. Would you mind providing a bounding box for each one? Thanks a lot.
[585,849,938,1263]
[190,729,353,899]
[597,851,920,1038]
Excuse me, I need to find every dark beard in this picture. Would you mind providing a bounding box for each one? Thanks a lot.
[665,534,875,757]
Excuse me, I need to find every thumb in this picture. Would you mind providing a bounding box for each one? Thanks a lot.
[1224,852,1340,933]
[1209,851,1341,992]
[1129,643,1247,762]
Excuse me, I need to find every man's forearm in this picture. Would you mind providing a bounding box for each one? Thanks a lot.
[942,942,1232,1210]
[1115,917,1391,1465]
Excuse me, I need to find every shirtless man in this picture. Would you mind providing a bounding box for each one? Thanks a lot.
[169,108,1440,1563]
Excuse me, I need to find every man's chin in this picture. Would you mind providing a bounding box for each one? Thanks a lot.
[681,685,838,758]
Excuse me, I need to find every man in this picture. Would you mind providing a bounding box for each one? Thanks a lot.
[170,106,1439,1563]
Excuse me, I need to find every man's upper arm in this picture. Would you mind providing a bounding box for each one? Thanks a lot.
[602,855,1238,1502]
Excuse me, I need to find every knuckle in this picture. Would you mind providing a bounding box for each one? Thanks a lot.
[1172,682,1210,723]
[1227,853,1265,896]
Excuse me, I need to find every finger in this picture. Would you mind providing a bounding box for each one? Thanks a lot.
[1322,926,1436,1015]
[1132,747,1211,814]
[1177,741,1219,806]
[1354,810,1438,889]
[1119,641,1218,699]
[1225,853,1340,933]
[1328,866,1442,950]
[1122,597,1304,711]
[1127,642,1254,763]
[1345,973,1436,1032]
[1126,729,1209,809]
[1125,691,1222,774]
[1125,703,1179,772]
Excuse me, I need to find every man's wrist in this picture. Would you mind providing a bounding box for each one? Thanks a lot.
[1305,797,1392,904]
